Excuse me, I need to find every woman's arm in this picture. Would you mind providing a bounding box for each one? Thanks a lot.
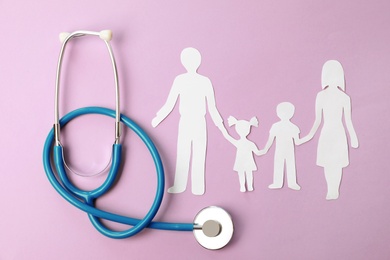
[293,132,303,145]
[344,96,359,148]
[300,93,323,143]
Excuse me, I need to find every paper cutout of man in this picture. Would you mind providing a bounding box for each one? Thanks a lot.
[152,47,227,195]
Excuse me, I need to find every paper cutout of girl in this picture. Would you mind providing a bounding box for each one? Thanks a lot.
[300,60,359,200]
[223,116,264,192]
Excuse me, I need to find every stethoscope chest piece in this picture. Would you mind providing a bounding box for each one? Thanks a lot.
[193,206,234,250]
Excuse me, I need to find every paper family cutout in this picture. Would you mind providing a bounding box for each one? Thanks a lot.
[152,48,358,200]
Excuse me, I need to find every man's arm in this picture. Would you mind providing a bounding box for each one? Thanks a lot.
[253,143,266,156]
[152,78,180,127]
[205,79,227,135]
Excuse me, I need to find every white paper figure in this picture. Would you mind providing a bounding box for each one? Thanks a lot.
[300,60,359,200]
[152,47,228,195]
[223,116,263,192]
[261,102,302,190]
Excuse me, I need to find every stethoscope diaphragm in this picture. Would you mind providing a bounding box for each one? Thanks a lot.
[193,206,234,250]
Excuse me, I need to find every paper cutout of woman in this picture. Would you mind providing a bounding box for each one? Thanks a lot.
[301,60,359,200]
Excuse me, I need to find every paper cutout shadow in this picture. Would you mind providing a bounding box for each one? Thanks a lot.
[152,47,227,195]
[300,60,359,200]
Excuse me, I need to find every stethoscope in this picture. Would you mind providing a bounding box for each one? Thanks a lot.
[43,30,234,250]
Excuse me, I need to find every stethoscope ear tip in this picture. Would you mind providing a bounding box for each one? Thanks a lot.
[193,206,234,250]
[59,32,70,43]
[99,30,112,42]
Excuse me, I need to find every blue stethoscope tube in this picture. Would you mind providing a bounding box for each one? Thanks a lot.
[43,106,193,239]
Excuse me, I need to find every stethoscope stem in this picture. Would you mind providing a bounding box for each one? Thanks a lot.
[54,30,121,146]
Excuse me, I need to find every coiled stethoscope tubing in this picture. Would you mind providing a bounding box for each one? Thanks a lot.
[43,30,233,249]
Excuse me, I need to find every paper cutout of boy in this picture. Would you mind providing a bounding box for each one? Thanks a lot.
[261,102,304,190]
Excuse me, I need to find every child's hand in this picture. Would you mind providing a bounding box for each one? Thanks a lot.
[222,130,236,145]
[295,138,308,146]
[298,134,313,145]
[222,130,230,140]
[227,116,237,127]
[255,149,266,156]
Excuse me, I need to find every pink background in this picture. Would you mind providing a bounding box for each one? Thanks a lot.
[0,0,389,259]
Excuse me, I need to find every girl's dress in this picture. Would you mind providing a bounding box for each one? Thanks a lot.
[233,139,258,172]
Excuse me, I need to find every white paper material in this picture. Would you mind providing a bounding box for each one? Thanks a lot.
[300,60,359,200]
[152,47,227,195]
[261,102,302,190]
[223,116,263,192]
